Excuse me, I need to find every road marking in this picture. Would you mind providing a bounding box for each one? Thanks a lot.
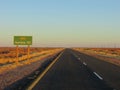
[83,62,87,66]
[93,72,103,80]
[26,51,64,90]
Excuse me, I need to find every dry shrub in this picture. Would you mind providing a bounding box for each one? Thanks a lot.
[0,47,63,64]
[74,48,120,66]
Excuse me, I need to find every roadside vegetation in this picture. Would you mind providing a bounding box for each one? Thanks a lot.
[74,48,120,66]
[0,47,63,89]
[0,47,62,64]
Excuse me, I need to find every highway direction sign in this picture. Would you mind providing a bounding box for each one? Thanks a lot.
[14,36,32,45]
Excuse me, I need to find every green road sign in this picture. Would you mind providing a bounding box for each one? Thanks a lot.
[14,36,32,45]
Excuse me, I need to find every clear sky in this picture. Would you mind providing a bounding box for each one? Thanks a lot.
[0,0,120,47]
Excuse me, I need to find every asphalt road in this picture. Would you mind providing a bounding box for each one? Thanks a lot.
[72,49,120,90]
[29,49,118,90]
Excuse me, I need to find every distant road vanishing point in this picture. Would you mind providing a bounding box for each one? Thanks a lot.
[27,49,120,90]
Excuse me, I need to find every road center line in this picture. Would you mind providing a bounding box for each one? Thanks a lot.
[93,72,103,80]
[83,62,87,66]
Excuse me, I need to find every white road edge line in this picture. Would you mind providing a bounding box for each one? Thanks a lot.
[83,62,87,66]
[93,72,103,80]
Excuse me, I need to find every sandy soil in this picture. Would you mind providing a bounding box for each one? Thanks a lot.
[74,48,120,66]
[0,48,63,90]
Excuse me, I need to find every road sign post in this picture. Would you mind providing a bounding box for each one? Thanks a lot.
[14,36,32,45]
[27,45,30,63]
[16,45,19,64]
[14,36,32,64]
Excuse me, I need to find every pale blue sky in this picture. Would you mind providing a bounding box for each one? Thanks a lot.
[0,0,120,47]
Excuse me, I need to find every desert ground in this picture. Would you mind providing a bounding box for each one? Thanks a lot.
[0,47,120,89]
[74,48,120,66]
[0,47,63,89]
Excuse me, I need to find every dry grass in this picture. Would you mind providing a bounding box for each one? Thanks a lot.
[0,47,63,89]
[0,47,63,73]
[0,47,63,64]
[74,48,120,66]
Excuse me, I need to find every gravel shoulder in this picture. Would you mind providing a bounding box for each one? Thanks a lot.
[0,51,61,90]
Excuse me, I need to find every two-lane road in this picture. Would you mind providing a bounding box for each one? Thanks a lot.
[73,49,120,90]
[28,49,115,90]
